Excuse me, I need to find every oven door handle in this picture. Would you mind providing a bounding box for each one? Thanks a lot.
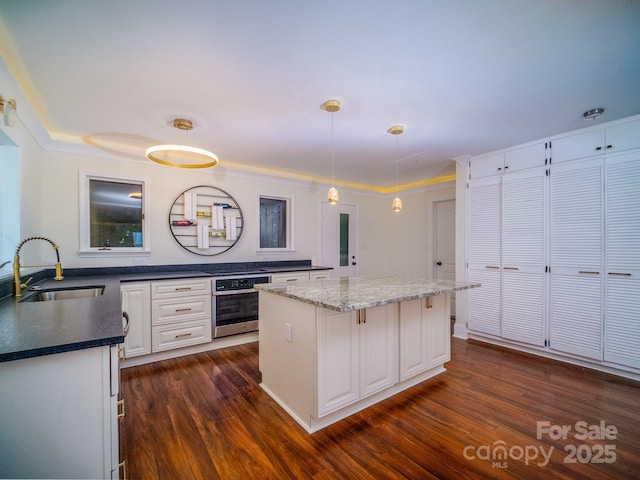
[213,288,258,296]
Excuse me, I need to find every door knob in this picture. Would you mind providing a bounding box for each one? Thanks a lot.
[352,262,357,265]
[436,261,442,266]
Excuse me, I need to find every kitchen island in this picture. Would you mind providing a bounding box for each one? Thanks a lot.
[257,275,479,433]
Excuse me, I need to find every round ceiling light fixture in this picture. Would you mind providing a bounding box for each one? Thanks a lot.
[583,108,605,120]
[146,117,218,168]
[145,144,219,168]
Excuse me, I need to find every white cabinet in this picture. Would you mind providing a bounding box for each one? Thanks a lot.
[469,142,547,179]
[549,158,603,360]
[270,272,310,283]
[551,118,640,164]
[603,152,640,369]
[467,175,502,335]
[316,304,397,417]
[309,271,331,280]
[121,282,151,358]
[0,345,122,479]
[550,129,605,163]
[151,278,211,352]
[501,167,546,346]
[399,294,450,381]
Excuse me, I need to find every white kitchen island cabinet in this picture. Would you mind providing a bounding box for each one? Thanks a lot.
[257,275,478,433]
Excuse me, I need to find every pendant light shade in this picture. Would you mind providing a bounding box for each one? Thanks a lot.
[328,187,339,204]
[323,99,341,204]
[388,124,404,212]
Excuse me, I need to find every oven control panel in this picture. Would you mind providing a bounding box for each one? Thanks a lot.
[214,276,270,292]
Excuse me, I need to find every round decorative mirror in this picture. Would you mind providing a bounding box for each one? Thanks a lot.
[168,185,244,256]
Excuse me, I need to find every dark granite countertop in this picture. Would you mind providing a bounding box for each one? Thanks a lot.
[0,262,332,363]
[0,276,124,362]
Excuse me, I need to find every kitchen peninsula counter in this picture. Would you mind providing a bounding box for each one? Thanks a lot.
[257,275,479,433]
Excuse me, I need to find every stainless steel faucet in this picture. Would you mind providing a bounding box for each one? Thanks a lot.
[13,236,64,297]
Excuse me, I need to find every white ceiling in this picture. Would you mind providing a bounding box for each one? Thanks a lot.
[1,0,639,191]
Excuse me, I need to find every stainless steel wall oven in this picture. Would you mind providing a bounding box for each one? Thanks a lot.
[211,275,270,338]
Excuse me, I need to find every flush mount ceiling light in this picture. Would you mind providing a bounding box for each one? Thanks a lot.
[583,108,605,120]
[146,117,218,168]
[388,124,404,212]
[323,100,341,205]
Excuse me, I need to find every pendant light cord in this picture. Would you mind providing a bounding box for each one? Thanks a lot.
[331,112,335,188]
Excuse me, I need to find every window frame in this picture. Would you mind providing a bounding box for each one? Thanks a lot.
[257,194,295,252]
[79,171,151,256]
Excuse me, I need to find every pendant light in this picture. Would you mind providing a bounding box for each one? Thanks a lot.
[388,124,404,212]
[323,100,341,204]
[146,118,219,168]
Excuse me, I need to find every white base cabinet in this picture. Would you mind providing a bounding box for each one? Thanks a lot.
[151,278,212,352]
[259,291,450,432]
[317,304,398,417]
[0,346,122,479]
[121,282,152,358]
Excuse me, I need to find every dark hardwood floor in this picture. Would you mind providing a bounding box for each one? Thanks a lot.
[120,338,640,479]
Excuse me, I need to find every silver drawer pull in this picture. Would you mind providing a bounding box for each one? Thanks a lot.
[175,333,193,339]
[503,267,519,271]
[579,271,600,275]
[175,308,192,312]
[608,272,631,277]
[286,278,298,282]
[485,265,500,270]
[175,287,192,291]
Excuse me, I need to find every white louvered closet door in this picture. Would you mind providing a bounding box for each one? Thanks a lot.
[467,175,502,336]
[604,152,640,369]
[549,158,604,360]
[502,167,546,346]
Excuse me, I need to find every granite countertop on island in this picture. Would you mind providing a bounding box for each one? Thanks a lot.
[256,274,480,312]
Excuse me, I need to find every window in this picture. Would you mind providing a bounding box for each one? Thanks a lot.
[258,195,294,251]
[0,138,20,277]
[79,172,150,255]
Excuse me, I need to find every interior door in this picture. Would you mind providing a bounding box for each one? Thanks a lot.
[433,199,456,315]
[321,203,358,277]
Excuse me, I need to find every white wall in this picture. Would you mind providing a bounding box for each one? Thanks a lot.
[27,146,452,273]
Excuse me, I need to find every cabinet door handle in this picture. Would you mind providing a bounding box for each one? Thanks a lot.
[175,308,192,312]
[117,399,125,420]
[503,267,519,271]
[485,265,500,270]
[497,167,502,171]
[578,271,600,275]
[175,332,193,339]
[608,272,631,277]
[286,278,298,282]
[175,287,192,291]
[118,460,127,480]
[595,146,602,151]
[606,144,613,150]
[425,297,433,309]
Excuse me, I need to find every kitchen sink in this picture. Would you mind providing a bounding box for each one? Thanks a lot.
[20,286,105,302]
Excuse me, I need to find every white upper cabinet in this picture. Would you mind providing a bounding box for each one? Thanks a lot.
[550,129,605,163]
[551,117,640,164]
[504,142,548,173]
[470,143,547,179]
[468,152,505,179]
[604,117,640,154]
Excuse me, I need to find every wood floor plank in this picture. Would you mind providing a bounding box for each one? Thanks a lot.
[120,339,640,479]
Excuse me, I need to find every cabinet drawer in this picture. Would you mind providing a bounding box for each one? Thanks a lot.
[271,272,309,283]
[310,271,331,280]
[152,320,212,352]
[151,278,211,299]
[152,295,211,325]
